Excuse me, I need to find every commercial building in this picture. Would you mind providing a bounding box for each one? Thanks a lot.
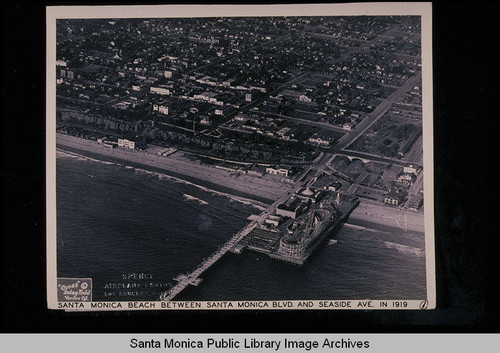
[276,198,302,219]
[265,215,282,227]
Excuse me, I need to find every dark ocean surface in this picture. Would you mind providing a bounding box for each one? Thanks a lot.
[56,150,426,302]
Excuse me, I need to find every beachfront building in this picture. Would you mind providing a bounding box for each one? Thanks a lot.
[118,138,136,149]
[266,166,290,177]
[265,215,282,227]
[247,164,265,177]
[276,198,302,219]
[97,137,117,148]
[296,187,324,204]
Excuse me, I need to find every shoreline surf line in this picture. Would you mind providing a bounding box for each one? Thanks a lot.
[56,146,273,208]
[55,133,287,203]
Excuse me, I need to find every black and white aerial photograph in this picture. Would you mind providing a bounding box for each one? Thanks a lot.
[46,3,434,311]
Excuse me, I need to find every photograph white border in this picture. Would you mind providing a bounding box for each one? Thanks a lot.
[46,2,434,311]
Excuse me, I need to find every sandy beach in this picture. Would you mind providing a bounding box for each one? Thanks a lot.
[56,133,290,203]
[56,133,426,234]
[347,200,425,234]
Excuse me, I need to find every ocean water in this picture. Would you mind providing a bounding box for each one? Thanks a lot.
[56,150,426,302]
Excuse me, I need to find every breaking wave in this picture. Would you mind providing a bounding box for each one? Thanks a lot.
[182,194,208,205]
[384,241,424,257]
[343,222,391,234]
[56,148,268,212]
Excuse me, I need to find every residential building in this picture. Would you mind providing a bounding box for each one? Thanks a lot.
[152,103,169,115]
[384,188,404,206]
[150,86,171,95]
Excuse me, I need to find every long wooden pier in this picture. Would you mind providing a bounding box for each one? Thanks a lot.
[159,177,307,302]
[159,218,260,301]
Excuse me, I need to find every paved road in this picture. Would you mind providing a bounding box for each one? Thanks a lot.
[403,134,424,165]
[404,169,424,209]
[338,72,422,151]
[262,111,351,135]
[347,171,368,195]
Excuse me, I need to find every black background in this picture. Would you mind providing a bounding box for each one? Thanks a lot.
[1,1,499,333]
